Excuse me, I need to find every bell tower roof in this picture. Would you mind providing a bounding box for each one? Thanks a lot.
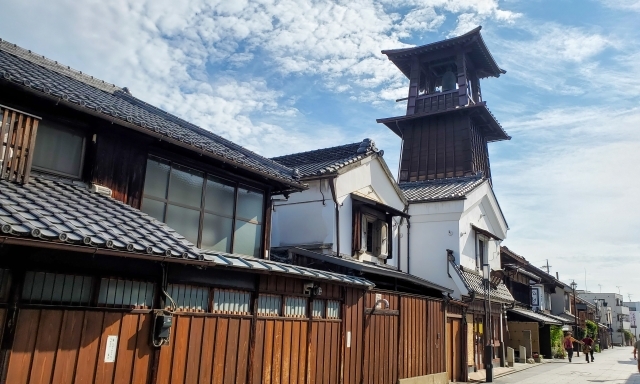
[381,26,505,79]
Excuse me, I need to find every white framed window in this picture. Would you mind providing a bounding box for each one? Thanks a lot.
[360,214,389,259]
[476,235,488,270]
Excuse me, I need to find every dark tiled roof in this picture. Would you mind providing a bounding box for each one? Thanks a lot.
[0,177,371,287]
[399,174,486,202]
[272,139,381,178]
[545,313,572,324]
[456,266,514,303]
[381,26,505,79]
[508,307,562,325]
[0,39,301,187]
[0,177,201,257]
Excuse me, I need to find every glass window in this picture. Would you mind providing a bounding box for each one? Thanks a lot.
[141,156,264,256]
[168,164,203,207]
[143,157,170,199]
[166,204,201,245]
[32,122,85,178]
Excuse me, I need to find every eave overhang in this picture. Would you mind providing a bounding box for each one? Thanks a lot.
[376,102,510,142]
[351,193,410,219]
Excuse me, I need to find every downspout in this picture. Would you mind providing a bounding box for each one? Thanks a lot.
[406,216,411,274]
[328,177,340,257]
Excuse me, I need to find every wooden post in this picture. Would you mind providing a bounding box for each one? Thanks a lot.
[406,56,421,115]
[456,51,468,107]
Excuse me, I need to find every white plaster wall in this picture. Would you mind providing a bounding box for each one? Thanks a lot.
[271,156,407,265]
[271,179,335,247]
[406,200,463,297]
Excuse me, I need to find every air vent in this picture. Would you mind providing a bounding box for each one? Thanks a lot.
[89,183,112,197]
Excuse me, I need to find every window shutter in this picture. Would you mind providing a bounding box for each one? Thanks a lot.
[386,216,393,259]
[0,106,40,184]
[380,222,388,257]
[352,208,361,255]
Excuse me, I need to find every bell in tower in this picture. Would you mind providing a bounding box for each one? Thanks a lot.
[376,26,511,183]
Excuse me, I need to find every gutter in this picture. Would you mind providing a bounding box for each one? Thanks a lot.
[3,81,306,192]
[406,216,411,274]
[328,177,340,258]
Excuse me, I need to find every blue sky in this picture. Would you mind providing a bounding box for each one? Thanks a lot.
[1,0,639,297]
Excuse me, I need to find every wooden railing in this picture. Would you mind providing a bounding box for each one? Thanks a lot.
[0,105,40,184]
[414,89,460,114]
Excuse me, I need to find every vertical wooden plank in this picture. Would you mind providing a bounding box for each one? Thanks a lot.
[252,320,265,384]
[307,322,317,384]
[236,318,251,384]
[213,317,229,384]
[8,114,24,181]
[289,321,300,384]
[131,313,153,384]
[1,112,17,179]
[5,309,41,384]
[94,312,123,384]
[51,310,85,384]
[200,317,217,384]
[271,320,283,384]
[22,118,38,184]
[297,321,307,384]
[15,117,32,183]
[281,321,292,384]
[185,316,204,384]
[28,309,64,384]
[113,313,140,384]
[170,315,191,384]
[224,318,240,384]
[261,320,274,384]
[73,311,105,384]
[155,315,176,384]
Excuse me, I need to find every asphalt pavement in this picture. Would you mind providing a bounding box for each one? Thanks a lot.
[493,346,640,384]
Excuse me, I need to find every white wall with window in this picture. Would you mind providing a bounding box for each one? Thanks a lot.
[141,155,265,257]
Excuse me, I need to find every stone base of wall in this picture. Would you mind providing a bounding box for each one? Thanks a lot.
[398,372,448,384]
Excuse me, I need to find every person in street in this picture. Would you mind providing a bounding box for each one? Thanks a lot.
[634,337,640,373]
[564,332,583,363]
[582,335,595,363]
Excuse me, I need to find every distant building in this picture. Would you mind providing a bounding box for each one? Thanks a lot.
[580,292,629,345]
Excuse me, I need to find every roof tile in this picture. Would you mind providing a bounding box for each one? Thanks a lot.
[272,139,382,178]
[456,265,514,303]
[400,174,486,202]
[0,39,301,187]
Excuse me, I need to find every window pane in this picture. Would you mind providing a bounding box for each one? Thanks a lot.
[168,164,204,208]
[201,213,233,253]
[233,221,261,257]
[32,123,84,177]
[236,187,263,223]
[166,204,201,245]
[205,177,235,216]
[141,198,166,222]
[143,157,170,199]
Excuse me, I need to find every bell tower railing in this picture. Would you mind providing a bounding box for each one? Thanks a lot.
[0,104,40,184]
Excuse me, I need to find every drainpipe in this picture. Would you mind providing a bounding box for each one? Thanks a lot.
[499,304,505,367]
[328,177,340,257]
[406,216,411,274]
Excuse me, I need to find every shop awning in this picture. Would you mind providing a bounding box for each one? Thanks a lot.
[508,308,562,325]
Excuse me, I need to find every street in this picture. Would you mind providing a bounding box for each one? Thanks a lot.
[494,347,640,384]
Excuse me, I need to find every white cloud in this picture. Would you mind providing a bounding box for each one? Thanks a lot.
[597,0,640,11]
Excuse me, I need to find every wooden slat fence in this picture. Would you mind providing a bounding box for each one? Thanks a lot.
[5,309,153,384]
[0,104,39,184]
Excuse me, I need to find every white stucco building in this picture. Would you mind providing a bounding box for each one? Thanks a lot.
[580,292,629,345]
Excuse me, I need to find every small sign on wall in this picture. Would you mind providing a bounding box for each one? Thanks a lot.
[347,331,351,348]
[375,293,382,308]
[104,335,118,363]
[531,288,539,306]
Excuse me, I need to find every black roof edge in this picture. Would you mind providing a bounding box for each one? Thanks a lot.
[288,247,453,293]
[351,194,410,218]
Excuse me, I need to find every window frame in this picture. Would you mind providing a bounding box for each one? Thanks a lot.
[31,121,87,179]
[141,155,266,257]
[359,212,389,258]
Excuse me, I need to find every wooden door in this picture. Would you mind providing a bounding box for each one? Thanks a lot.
[4,309,153,384]
[362,292,399,384]
[446,318,462,382]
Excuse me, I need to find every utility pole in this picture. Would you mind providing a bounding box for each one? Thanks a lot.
[541,260,551,274]
[617,286,622,295]
[598,284,602,293]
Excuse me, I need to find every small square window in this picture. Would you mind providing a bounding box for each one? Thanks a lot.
[32,122,85,178]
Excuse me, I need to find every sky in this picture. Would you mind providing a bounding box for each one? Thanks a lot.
[1,0,639,299]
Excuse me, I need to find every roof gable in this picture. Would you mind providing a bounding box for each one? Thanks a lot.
[0,39,302,188]
[271,138,381,178]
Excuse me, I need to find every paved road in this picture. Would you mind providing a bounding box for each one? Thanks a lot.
[494,346,640,384]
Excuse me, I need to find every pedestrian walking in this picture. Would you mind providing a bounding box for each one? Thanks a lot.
[634,337,640,373]
[582,335,595,363]
[564,332,583,363]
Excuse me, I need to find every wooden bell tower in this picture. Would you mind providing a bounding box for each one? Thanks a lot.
[377,26,510,183]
